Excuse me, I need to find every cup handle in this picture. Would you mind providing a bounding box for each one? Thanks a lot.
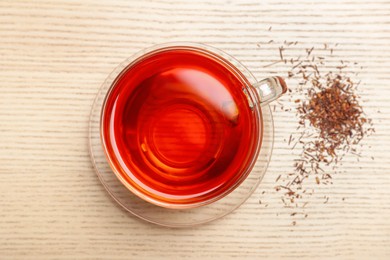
[252,76,287,107]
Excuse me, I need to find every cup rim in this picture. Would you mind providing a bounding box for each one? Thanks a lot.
[99,42,264,209]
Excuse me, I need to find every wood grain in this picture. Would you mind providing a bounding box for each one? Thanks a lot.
[0,0,389,259]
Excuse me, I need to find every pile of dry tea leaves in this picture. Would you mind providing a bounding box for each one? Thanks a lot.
[265,43,374,210]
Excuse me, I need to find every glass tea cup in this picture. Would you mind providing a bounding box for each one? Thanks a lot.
[99,43,286,210]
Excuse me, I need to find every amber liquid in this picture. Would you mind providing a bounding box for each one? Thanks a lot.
[102,47,262,207]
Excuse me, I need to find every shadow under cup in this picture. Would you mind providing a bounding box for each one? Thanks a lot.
[100,46,263,209]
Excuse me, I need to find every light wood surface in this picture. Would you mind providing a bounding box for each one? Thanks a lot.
[0,0,389,259]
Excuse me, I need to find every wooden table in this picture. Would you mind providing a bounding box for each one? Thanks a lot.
[1,0,389,259]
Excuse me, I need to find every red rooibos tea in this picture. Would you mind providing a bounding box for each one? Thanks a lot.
[101,47,262,208]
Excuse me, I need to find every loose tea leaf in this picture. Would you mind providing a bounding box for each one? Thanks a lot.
[263,42,374,213]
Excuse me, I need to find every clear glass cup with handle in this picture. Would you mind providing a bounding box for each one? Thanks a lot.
[89,42,287,227]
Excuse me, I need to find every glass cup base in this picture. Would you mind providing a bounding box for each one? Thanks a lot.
[88,43,274,227]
